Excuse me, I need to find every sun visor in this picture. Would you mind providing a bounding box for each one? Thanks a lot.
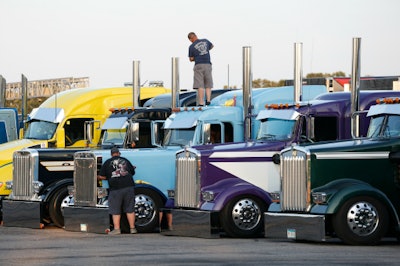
[164,112,200,129]
[102,117,129,129]
[28,107,65,123]
[367,104,400,117]
[256,109,300,120]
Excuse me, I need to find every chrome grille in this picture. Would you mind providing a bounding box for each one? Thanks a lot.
[175,150,199,208]
[12,150,39,199]
[280,148,308,211]
[74,151,98,206]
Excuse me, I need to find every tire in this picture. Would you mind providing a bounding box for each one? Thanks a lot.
[134,187,163,232]
[332,196,389,245]
[49,186,70,228]
[220,196,266,238]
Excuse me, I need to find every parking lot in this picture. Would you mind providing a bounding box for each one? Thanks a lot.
[0,225,399,266]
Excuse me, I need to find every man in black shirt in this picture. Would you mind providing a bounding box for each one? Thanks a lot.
[98,147,137,235]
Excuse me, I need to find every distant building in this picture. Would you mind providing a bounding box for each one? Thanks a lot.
[5,77,89,100]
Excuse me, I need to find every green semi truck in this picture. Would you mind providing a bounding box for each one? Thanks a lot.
[265,97,400,245]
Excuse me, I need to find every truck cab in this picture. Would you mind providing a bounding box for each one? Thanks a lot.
[265,97,400,245]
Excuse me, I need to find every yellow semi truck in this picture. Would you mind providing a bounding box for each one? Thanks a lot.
[0,85,170,197]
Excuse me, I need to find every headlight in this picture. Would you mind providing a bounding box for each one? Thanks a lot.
[201,191,214,202]
[5,181,12,190]
[167,189,175,198]
[67,185,75,196]
[269,191,281,202]
[97,187,108,199]
[312,192,327,204]
[32,181,44,194]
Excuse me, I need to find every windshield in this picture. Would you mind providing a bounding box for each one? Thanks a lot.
[257,118,296,141]
[163,128,195,146]
[102,128,127,146]
[368,115,400,138]
[24,120,58,140]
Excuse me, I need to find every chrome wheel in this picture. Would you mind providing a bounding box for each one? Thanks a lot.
[346,201,379,236]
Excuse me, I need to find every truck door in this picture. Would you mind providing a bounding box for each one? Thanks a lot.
[304,115,339,142]
[64,118,94,146]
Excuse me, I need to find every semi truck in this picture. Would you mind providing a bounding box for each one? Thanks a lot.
[60,82,326,234]
[1,88,232,228]
[169,89,400,238]
[265,97,400,245]
[0,86,170,197]
[0,108,20,144]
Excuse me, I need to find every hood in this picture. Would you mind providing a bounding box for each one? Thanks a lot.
[0,139,48,167]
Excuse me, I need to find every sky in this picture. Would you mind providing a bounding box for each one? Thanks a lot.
[1,0,399,90]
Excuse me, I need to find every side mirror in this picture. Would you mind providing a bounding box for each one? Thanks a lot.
[56,128,65,148]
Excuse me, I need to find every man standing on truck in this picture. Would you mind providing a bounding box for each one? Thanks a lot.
[188,32,214,106]
[98,147,137,235]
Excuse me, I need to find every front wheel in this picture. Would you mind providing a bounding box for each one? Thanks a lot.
[134,187,164,232]
[332,196,389,245]
[220,196,266,238]
[48,186,70,228]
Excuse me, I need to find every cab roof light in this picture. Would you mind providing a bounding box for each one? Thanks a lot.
[172,106,204,113]
[264,103,290,109]
[376,97,400,104]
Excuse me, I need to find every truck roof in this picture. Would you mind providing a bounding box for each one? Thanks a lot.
[30,86,169,119]
[211,85,327,110]
[143,89,238,108]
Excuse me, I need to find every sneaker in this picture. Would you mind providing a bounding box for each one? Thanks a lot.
[130,228,137,234]
[108,228,121,235]
[205,101,211,106]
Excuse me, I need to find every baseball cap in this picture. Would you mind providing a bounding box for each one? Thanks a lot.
[111,147,120,155]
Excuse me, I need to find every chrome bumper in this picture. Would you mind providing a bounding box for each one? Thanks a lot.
[163,209,220,238]
[264,212,326,242]
[2,199,43,229]
[63,206,110,234]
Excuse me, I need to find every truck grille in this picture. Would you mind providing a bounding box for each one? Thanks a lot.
[12,150,39,199]
[175,150,200,208]
[74,152,98,206]
[280,148,309,211]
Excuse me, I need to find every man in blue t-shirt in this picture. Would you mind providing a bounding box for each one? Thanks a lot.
[188,32,214,106]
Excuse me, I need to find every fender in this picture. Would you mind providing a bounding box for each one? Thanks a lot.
[42,178,73,203]
[134,183,168,204]
[310,178,400,226]
[200,178,272,211]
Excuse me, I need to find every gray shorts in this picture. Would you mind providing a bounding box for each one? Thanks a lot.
[108,186,135,215]
[193,64,213,89]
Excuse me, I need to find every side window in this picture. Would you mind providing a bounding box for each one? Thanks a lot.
[135,122,152,148]
[223,122,234,143]
[313,116,338,142]
[210,124,222,144]
[64,118,92,146]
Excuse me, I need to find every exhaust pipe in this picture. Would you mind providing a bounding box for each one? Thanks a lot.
[22,74,28,122]
[171,57,180,108]
[0,75,5,108]
[294,43,303,102]
[132,60,140,108]
[351,37,361,138]
[242,46,253,141]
